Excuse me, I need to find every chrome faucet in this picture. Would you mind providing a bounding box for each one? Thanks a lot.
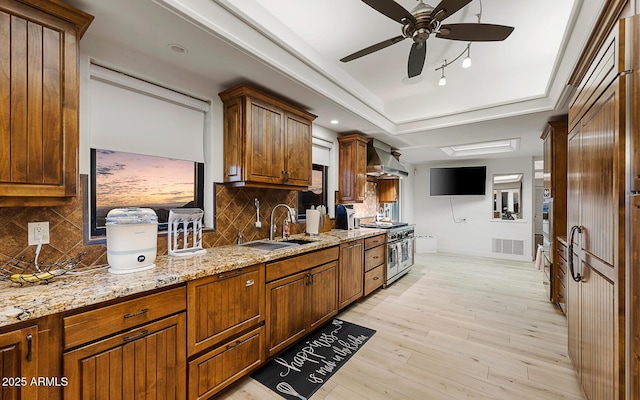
[269,204,296,240]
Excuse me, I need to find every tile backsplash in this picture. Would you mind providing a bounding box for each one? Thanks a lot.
[0,182,304,270]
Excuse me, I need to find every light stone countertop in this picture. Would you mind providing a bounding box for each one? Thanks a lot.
[0,228,386,328]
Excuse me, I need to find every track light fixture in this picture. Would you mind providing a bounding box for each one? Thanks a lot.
[438,62,447,86]
[462,44,472,68]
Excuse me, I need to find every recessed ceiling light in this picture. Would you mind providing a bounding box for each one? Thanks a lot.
[440,138,521,157]
[168,43,188,54]
[330,120,339,124]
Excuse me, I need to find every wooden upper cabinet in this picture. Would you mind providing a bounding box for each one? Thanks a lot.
[338,134,369,203]
[0,0,93,206]
[378,179,399,203]
[219,85,317,190]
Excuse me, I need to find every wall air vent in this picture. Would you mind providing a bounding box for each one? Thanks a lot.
[492,238,525,256]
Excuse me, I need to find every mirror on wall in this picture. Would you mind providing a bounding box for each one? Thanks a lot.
[493,174,523,220]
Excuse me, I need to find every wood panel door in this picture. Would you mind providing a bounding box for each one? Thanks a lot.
[339,239,364,309]
[284,112,312,187]
[631,195,640,398]
[307,261,338,331]
[338,134,368,203]
[187,264,264,356]
[63,313,186,400]
[0,1,92,205]
[378,179,399,203]
[0,326,38,400]
[566,72,623,399]
[266,271,307,357]
[246,97,286,184]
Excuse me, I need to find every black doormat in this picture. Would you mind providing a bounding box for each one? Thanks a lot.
[251,318,376,399]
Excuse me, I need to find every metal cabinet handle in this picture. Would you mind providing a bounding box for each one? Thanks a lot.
[568,225,583,282]
[26,334,33,362]
[124,329,148,342]
[124,308,149,319]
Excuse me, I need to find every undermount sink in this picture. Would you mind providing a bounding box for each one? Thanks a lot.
[238,238,316,251]
[281,239,316,245]
[239,240,298,251]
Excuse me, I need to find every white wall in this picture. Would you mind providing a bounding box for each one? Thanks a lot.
[77,35,343,226]
[412,157,535,261]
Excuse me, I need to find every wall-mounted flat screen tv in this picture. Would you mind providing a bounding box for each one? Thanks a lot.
[430,166,487,196]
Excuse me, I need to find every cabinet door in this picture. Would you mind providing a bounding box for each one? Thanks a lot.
[0,1,89,204]
[284,112,312,187]
[266,271,307,356]
[187,265,264,356]
[63,313,186,400]
[246,97,286,184]
[307,261,338,331]
[0,326,38,400]
[338,135,368,203]
[377,179,399,203]
[339,240,364,309]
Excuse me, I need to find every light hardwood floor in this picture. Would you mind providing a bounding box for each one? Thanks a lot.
[218,253,585,399]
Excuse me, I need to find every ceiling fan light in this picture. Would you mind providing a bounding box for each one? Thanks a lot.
[438,76,447,86]
[462,56,472,68]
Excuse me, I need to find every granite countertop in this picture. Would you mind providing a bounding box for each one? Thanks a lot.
[0,228,385,328]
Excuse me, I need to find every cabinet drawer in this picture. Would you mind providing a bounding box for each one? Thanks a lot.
[187,264,264,356]
[364,265,384,296]
[556,255,567,274]
[365,234,386,250]
[266,246,339,282]
[188,326,265,400]
[64,286,186,349]
[364,244,385,272]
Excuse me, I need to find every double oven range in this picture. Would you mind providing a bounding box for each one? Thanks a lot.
[361,222,415,287]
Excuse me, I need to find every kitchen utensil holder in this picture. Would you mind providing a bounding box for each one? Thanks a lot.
[168,208,206,257]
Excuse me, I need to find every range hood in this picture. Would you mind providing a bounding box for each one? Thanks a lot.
[367,139,409,178]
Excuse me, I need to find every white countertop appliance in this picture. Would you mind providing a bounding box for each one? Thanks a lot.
[106,208,158,274]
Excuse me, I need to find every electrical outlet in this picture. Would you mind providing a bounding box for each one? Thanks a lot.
[28,222,50,245]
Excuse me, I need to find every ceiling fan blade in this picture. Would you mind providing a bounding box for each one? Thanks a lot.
[362,0,416,25]
[436,23,515,41]
[430,0,472,22]
[407,41,427,78]
[340,35,406,62]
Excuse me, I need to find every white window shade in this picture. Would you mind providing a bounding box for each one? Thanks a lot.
[312,136,333,166]
[88,64,209,162]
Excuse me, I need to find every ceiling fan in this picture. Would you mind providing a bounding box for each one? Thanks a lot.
[340,0,514,78]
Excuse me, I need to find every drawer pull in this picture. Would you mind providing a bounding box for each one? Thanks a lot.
[123,308,149,319]
[218,269,243,280]
[124,329,148,342]
[26,334,33,362]
[372,256,379,259]
[246,279,255,287]
[373,276,379,281]
[226,340,242,350]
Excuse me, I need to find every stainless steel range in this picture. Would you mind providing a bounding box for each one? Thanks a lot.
[361,222,415,287]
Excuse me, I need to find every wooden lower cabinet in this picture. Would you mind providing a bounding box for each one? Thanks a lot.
[266,258,338,357]
[188,326,265,400]
[364,235,386,296]
[339,239,364,309]
[0,325,39,400]
[63,313,186,400]
[187,264,264,356]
